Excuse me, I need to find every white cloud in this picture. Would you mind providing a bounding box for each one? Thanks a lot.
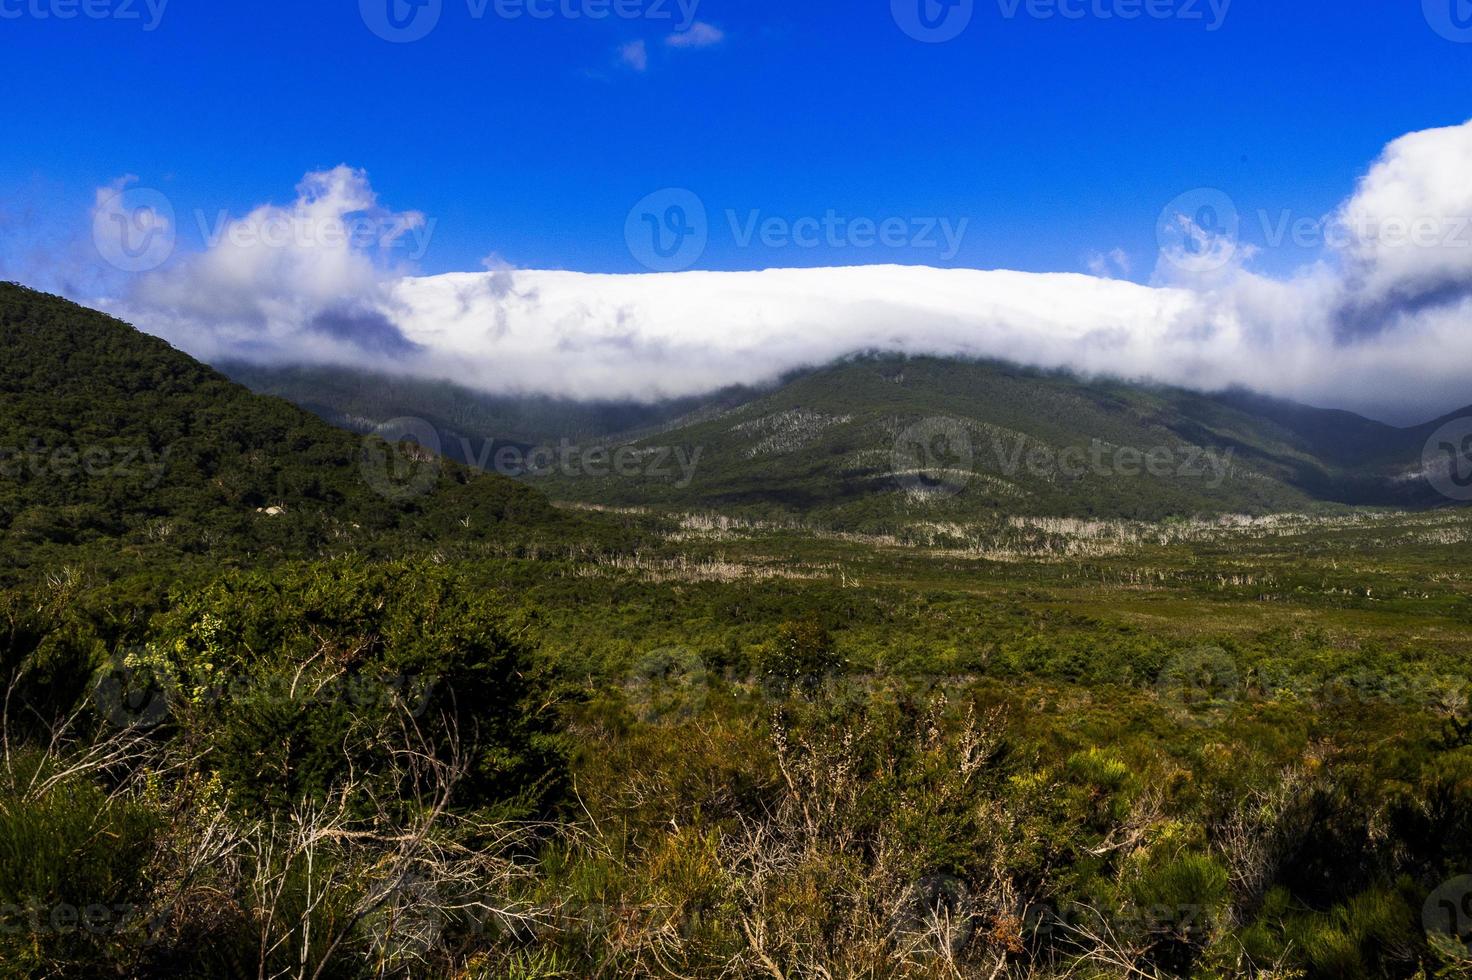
[665,21,724,48]
[92,118,1472,425]
[1086,247,1131,278]
[1329,120,1472,334]
[618,39,648,71]
[106,165,431,367]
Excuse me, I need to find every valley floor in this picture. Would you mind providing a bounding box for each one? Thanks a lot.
[7,505,1472,978]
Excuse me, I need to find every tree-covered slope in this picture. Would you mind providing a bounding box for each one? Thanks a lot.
[221,360,759,465]
[210,335,1470,524]
[0,284,584,579]
[531,355,1467,523]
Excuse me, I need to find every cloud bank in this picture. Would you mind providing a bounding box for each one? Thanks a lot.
[96,120,1472,425]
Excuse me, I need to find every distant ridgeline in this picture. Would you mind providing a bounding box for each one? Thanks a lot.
[229,350,1472,526]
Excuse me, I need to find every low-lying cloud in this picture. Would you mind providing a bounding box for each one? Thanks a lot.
[90,120,1472,425]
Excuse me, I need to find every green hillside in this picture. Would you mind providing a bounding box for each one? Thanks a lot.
[225,352,1464,524]
[533,355,1458,523]
[0,283,588,581]
[222,360,758,465]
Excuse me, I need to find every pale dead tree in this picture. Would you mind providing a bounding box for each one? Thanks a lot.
[1214,764,1316,920]
[1085,784,1167,859]
[692,702,1030,980]
[0,658,173,808]
[242,714,555,980]
[1049,903,1161,980]
[20,705,162,801]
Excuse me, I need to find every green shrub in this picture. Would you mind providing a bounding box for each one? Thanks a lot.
[0,754,161,975]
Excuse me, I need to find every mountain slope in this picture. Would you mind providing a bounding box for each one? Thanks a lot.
[221,361,758,464]
[0,284,582,579]
[528,355,1467,523]
[213,344,1470,524]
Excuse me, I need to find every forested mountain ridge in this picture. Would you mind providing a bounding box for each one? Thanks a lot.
[225,352,1471,524]
[0,283,584,581]
[530,355,1471,522]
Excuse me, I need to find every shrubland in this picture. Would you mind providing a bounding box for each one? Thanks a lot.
[4,505,1472,977]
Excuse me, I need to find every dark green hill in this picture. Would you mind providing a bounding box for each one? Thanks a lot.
[221,361,759,466]
[0,284,586,581]
[525,355,1467,523]
[178,319,1472,524]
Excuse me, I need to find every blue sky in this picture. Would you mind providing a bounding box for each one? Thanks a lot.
[1,0,1470,280]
